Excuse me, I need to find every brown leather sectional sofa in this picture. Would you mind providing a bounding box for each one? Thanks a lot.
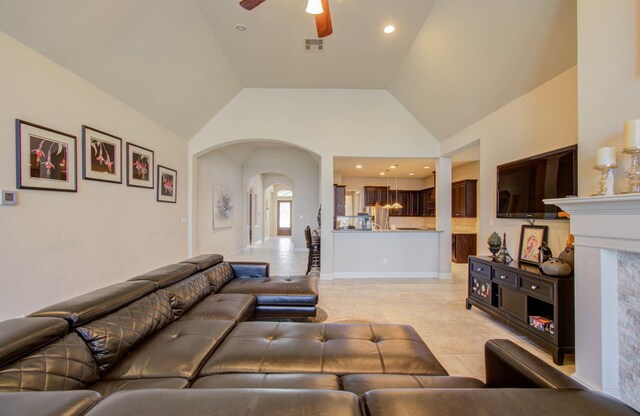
[0,254,637,415]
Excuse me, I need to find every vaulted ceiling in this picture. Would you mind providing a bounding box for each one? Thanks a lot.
[0,0,576,141]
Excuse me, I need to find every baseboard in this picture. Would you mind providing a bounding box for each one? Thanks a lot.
[571,373,602,392]
[332,271,438,279]
[319,272,334,280]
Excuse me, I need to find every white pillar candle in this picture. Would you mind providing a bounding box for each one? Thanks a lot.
[624,119,640,149]
[596,147,617,166]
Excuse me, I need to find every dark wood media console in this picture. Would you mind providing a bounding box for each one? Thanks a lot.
[465,256,574,364]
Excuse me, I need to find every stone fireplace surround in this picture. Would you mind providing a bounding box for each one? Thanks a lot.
[545,194,640,411]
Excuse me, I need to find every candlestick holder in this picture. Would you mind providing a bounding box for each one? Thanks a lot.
[622,147,640,194]
[593,163,616,196]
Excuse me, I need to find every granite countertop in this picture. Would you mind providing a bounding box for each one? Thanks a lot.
[333,228,443,233]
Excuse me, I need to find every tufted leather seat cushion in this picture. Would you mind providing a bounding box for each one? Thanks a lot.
[192,373,340,390]
[75,291,174,375]
[199,322,447,376]
[341,374,485,396]
[181,254,224,271]
[0,332,99,392]
[104,319,235,380]
[219,276,318,306]
[0,317,69,367]
[180,294,255,322]
[89,378,189,397]
[201,262,236,293]
[29,281,157,326]
[128,263,198,289]
[361,389,640,416]
[0,390,102,416]
[87,389,363,416]
[161,273,211,318]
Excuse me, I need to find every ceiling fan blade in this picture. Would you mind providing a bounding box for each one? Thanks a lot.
[315,0,333,38]
[239,0,267,10]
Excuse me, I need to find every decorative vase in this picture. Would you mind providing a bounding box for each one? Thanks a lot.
[558,246,574,269]
[541,258,572,277]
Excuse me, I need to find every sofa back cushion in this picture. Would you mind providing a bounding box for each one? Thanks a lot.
[161,273,211,318]
[181,254,224,271]
[0,318,69,368]
[201,262,235,293]
[128,263,198,289]
[0,332,99,392]
[75,291,173,375]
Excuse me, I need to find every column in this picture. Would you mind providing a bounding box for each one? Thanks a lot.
[320,155,334,279]
[436,157,452,278]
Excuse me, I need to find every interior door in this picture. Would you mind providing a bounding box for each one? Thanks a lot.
[277,200,292,236]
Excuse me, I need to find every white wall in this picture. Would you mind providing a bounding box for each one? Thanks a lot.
[0,32,188,320]
[188,89,441,277]
[442,66,578,258]
[196,149,243,256]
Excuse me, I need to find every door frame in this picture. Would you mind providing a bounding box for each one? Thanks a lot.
[277,200,292,236]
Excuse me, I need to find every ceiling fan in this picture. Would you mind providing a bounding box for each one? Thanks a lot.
[239,0,333,38]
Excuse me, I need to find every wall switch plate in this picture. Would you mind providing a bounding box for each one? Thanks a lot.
[1,190,16,206]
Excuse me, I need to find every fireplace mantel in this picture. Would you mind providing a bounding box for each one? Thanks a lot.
[544,194,640,408]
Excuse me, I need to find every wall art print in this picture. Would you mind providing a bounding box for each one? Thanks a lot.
[157,165,177,203]
[82,125,122,183]
[213,184,233,229]
[518,224,549,266]
[16,119,77,192]
[126,142,154,189]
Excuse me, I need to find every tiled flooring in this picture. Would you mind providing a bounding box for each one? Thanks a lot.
[228,236,575,381]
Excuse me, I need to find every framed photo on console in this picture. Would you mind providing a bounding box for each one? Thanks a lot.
[157,165,177,203]
[126,142,154,188]
[15,119,77,192]
[518,224,548,265]
[82,125,122,184]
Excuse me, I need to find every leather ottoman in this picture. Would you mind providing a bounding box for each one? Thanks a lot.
[219,276,318,318]
[199,321,447,376]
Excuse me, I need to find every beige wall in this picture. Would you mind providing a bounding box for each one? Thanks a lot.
[442,66,578,258]
[452,161,479,181]
[0,32,188,320]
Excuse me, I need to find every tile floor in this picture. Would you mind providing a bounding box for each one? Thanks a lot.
[228,236,575,381]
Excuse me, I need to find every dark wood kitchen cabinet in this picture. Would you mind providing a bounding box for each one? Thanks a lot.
[452,179,477,218]
[363,186,389,206]
[452,233,477,263]
[424,187,436,217]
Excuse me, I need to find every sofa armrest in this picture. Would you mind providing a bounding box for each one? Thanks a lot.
[229,262,270,278]
[0,391,102,416]
[484,339,584,389]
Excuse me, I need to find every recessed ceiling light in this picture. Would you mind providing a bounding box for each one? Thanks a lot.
[355,165,363,169]
[235,24,247,33]
[380,172,385,176]
[384,25,395,34]
[424,166,430,169]
[409,173,415,176]
[390,165,396,169]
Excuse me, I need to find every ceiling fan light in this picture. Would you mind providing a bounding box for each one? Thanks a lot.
[306,0,323,15]
[391,203,403,209]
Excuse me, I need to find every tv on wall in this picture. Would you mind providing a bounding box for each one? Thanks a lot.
[496,145,577,219]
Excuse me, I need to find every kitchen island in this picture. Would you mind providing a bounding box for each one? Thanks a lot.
[332,229,443,278]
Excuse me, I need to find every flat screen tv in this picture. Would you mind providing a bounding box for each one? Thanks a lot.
[497,145,577,219]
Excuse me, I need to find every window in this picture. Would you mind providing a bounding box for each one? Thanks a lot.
[277,190,292,197]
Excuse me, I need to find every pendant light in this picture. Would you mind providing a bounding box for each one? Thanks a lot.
[391,169,403,210]
[382,170,392,209]
[305,0,323,15]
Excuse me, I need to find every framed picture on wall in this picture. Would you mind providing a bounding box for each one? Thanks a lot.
[518,224,548,265]
[126,142,154,188]
[82,125,122,183]
[157,165,177,203]
[213,184,233,229]
[15,119,77,192]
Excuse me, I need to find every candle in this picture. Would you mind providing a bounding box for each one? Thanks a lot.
[596,147,617,166]
[624,119,640,150]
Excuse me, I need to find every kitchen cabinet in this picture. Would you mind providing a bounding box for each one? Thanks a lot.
[452,233,477,263]
[363,186,389,206]
[424,187,436,217]
[334,185,346,226]
[452,179,477,218]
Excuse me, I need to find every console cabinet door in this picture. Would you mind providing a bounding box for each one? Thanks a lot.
[499,286,528,322]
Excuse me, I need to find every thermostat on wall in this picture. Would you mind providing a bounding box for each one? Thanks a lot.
[1,190,17,206]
